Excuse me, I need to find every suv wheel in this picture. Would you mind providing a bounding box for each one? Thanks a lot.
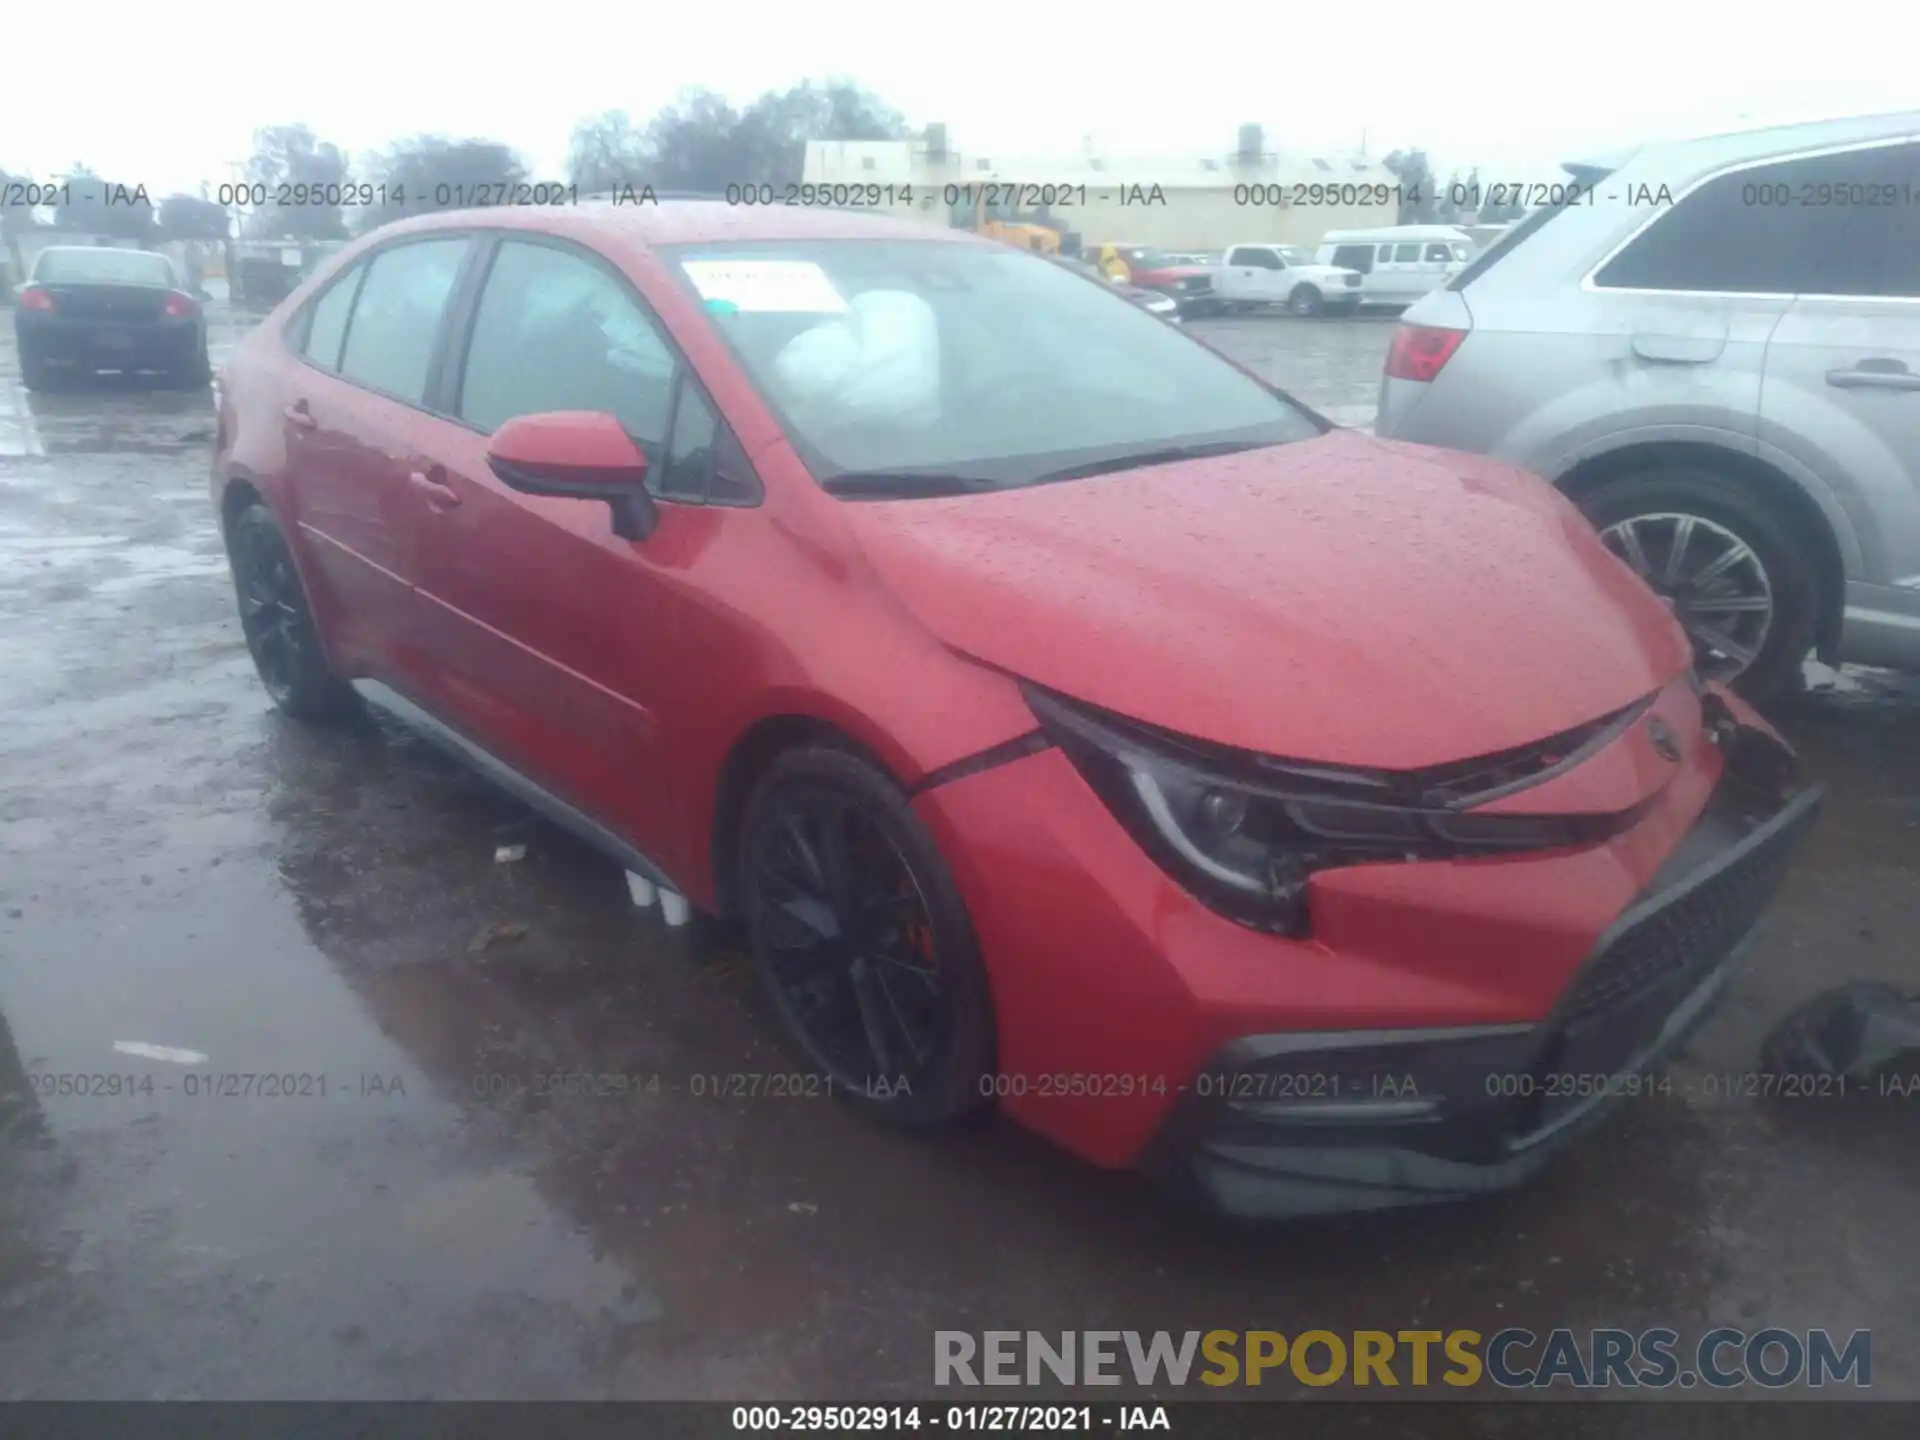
[225,501,360,721]
[1288,285,1325,317]
[1580,467,1816,701]
[738,745,996,1128]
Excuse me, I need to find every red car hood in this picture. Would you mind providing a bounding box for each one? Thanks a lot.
[843,430,1692,769]
[1133,265,1209,284]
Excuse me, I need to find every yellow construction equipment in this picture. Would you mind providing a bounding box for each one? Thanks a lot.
[953,191,1063,254]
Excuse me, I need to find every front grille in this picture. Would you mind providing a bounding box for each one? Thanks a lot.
[1344,274,1361,287]
[1180,276,1212,293]
[1558,787,1819,1024]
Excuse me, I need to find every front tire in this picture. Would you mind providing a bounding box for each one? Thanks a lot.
[738,745,996,1129]
[1579,467,1816,702]
[1288,285,1325,317]
[225,501,360,721]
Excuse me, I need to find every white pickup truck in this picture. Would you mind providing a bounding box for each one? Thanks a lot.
[1211,243,1364,316]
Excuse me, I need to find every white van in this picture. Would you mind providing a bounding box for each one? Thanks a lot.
[1316,225,1473,307]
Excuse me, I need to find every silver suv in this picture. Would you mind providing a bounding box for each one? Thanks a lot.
[1375,111,1920,699]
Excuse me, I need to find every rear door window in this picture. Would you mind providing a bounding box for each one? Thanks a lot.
[1393,243,1421,262]
[338,238,470,404]
[1886,147,1920,298]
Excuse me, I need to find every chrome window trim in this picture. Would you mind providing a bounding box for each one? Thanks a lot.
[1577,133,1919,297]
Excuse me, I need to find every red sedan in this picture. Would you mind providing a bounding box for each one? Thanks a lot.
[211,203,1821,1217]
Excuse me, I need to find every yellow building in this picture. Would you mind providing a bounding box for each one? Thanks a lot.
[802,127,1400,253]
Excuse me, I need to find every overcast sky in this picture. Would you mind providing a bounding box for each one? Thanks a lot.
[6,1,1915,194]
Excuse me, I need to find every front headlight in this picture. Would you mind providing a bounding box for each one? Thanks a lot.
[1025,685,1649,938]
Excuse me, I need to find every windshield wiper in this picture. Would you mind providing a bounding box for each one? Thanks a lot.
[1032,439,1281,485]
[820,470,1003,498]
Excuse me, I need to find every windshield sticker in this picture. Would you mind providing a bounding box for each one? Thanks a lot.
[682,260,849,314]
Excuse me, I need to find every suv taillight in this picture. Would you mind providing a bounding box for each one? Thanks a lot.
[1385,324,1467,382]
[162,291,199,318]
[19,287,55,312]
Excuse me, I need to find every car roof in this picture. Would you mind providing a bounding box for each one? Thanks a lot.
[360,200,985,251]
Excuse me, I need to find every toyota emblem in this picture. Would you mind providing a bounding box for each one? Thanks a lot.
[1647,716,1682,762]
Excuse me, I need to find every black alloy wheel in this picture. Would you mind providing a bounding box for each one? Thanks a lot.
[739,746,995,1127]
[227,501,359,721]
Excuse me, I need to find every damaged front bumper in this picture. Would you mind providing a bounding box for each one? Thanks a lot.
[1144,710,1825,1219]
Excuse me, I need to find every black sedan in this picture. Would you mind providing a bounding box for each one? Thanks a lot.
[14,246,211,390]
[1047,254,1183,323]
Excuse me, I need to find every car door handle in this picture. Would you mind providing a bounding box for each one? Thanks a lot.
[1827,361,1920,392]
[408,470,462,509]
[283,400,317,430]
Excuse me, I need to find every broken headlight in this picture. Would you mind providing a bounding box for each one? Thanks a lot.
[1025,685,1644,938]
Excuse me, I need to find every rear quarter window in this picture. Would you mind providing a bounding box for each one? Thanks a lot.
[298,264,365,372]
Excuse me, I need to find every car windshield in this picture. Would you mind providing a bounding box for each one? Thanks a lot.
[1275,247,1310,264]
[1122,248,1176,269]
[33,248,174,287]
[1451,243,1473,261]
[665,240,1321,495]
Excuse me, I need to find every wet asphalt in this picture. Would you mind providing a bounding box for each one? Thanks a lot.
[0,307,1915,1403]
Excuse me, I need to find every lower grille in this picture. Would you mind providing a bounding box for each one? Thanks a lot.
[1179,277,1212,293]
[1560,784,1819,1024]
[1344,274,1361,287]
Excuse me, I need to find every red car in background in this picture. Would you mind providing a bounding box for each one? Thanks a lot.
[1097,243,1220,314]
[212,203,1820,1218]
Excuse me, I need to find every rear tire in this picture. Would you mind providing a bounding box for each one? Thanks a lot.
[1288,285,1325,317]
[225,501,361,722]
[1578,467,1817,703]
[20,351,54,391]
[738,745,996,1129]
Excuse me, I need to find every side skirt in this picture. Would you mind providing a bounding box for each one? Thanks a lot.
[351,679,681,897]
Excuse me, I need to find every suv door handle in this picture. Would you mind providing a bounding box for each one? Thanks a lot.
[283,400,317,429]
[1827,360,1920,392]
[408,469,462,509]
